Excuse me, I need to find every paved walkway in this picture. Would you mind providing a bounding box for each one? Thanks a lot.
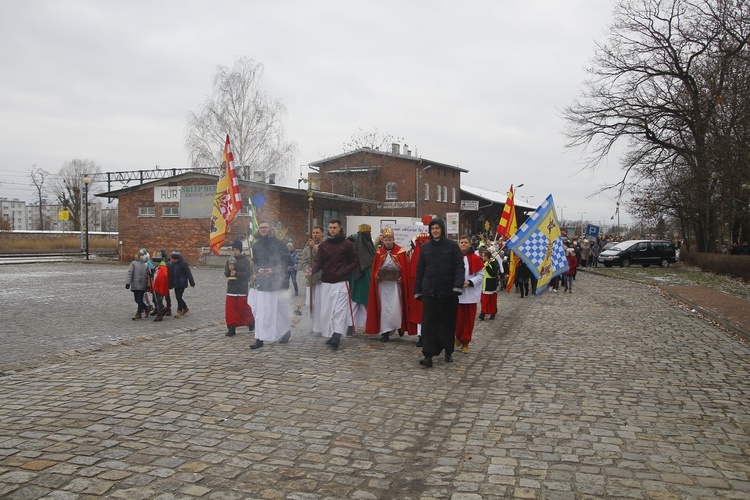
[1,267,750,498]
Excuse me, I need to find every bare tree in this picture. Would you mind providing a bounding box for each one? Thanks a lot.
[28,164,50,230]
[50,159,102,231]
[185,57,296,181]
[564,0,750,252]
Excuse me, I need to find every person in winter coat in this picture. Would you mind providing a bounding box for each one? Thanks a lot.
[151,254,170,321]
[169,249,195,318]
[126,251,150,320]
[224,239,254,337]
[564,248,578,293]
[414,217,465,368]
[249,220,293,349]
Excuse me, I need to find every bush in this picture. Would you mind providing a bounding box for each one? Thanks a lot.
[680,248,750,283]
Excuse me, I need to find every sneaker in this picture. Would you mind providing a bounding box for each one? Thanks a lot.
[552,288,557,293]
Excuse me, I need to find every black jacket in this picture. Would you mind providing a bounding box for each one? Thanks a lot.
[170,256,195,289]
[224,253,252,294]
[414,218,465,298]
[252,235,292,292]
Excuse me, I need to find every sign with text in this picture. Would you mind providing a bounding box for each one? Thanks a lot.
[446,212,459,234]
[378,201,416,209]
[460,200,479,211]
[384,224,428,249]
[179,185,215,218]
[154,186,181,203]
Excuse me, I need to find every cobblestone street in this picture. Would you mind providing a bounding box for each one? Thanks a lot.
[1,263,749,498]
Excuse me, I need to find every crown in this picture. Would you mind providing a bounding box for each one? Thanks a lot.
[381,227,394,236]
[358,224,371,232]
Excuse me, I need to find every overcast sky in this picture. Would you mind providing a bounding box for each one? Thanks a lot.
[0,0,631,227]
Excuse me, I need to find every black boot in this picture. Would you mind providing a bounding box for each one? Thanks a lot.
[248,321,255,332]
[380,331,390,343]
[489,314,496,320]
[445,353,453,363]
[226,326,236,337]
[329,333,341,350]
[419,355,433,368]
[250,339,264,349]
[279,331,291,344]
[415,335,422,347]
[478,313,485,321]
[345,325,354,337]
[398,329,405,337]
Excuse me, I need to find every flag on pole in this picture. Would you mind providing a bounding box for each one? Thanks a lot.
[497,185,516,238]
[209,135,243,255]
[505,194,569,295]
[246,201,259,247]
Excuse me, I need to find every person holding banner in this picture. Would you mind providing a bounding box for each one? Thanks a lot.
[414,217,465,368]
[299,226,324,336]
[478,248,500,321]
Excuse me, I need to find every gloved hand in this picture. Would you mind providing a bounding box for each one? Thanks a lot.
[452,287,463,295]
[125,284,130,290]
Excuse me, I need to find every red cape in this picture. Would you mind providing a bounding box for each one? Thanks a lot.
[464,251,484,276]
[365,243,410,335]
[404,235,429,334]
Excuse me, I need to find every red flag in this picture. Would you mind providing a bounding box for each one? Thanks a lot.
[209,135,243,255]
[497,185,516,238]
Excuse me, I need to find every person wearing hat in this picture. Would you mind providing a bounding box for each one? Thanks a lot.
[414,217,465,368]
[563,247,578,293]
[224,239,254,337]
[151,253,170,321]
[248,220,293,349]
[169,249,195,318]
[349,224,376,333]
[365,227,410,343]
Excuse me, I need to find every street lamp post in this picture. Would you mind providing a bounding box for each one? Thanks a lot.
[83,176,90,260]
[557,205,567,223]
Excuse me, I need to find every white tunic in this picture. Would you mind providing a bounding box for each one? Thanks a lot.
[248,289,291,342]
[458,255,483,304]
[376,252,403,334]
[317,281,353,338]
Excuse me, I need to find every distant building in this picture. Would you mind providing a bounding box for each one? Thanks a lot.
[0,198,29,230]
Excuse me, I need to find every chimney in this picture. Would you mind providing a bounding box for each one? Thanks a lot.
[253,171,265,182]
[402,144,408,155]
[391,143,400,154]
[407,149,412,156]
[268,173,276,184]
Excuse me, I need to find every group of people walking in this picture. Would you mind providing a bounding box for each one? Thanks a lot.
[125,248,195,321]
[125,217,518,369]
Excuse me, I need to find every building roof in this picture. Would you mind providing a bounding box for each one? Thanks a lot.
[460,184,536,210]
[94,171,380,204]
[310,148,469,174]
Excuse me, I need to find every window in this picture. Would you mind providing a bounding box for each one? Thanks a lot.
[323,209,339,230]
[451,188,456,204]
[437,184,442,202]
[138,206,155,217]
[443,186,448,203]
[424,183,429,201]
[385,182,397,200]
[162,206,179,217]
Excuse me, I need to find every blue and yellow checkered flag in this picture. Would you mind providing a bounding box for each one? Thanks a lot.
[506,194,569,295]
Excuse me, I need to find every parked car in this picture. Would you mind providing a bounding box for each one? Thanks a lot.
[597,240,677,268]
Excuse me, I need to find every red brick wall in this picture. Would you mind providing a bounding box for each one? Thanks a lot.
[118,178,365,263]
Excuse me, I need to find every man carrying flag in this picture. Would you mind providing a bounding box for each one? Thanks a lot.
[496,185,518,293]
[505,195,569,295]
[210,135,243,255]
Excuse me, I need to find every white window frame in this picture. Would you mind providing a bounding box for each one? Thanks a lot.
[437,184,442,202]
[162,206,179,217]
[451,188,456,204]
[424,183,429,201]
[138,206,155,217]
[385,182,397,201]
[443,186,448,203]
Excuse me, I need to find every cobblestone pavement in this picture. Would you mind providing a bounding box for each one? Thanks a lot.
[1,264,750,498]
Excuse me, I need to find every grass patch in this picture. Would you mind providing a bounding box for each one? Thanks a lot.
[587,263,750,302]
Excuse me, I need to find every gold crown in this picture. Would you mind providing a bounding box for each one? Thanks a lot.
[358,224,371,232]
[381,227,394,236]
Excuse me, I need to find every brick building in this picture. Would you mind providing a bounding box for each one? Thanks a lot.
[98,172,374,264]
[310,144,467,220]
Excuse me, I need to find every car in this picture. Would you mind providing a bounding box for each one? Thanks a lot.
[597,239,677,268]
[602,241,618,251]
